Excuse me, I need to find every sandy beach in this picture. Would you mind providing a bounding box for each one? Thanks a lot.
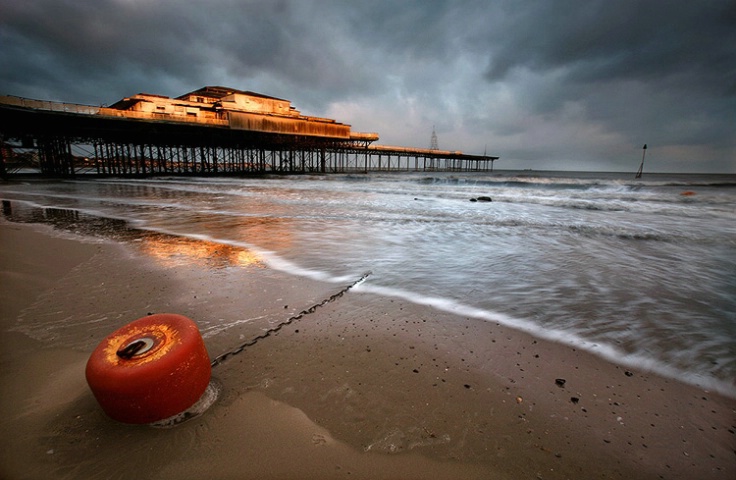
[1,220,734,479]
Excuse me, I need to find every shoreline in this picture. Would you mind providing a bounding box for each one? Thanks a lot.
[357,283,736,401]
[1,221,734,479]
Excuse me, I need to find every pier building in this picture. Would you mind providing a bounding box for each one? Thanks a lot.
[0,86,497,177]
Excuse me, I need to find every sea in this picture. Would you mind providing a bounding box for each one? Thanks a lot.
[2,170,735,398]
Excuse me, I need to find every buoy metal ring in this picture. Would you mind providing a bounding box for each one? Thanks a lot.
[116,337,156,359]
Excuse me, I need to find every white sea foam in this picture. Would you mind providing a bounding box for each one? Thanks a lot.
[3,172,735,400]
[150,380,221,428]
[134,227,360,284]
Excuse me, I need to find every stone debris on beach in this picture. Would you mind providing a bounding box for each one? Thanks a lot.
[469,196,493,202]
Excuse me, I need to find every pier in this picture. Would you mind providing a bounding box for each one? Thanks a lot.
[0,86,498,177]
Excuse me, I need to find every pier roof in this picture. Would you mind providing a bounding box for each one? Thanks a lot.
[177,86,287,102]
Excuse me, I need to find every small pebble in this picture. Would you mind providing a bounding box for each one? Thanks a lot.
[555,378,566,388]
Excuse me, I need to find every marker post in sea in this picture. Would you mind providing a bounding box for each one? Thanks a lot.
[635,144,647,179]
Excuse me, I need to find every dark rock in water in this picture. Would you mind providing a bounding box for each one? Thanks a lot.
[555,378,566,388]
[476,196,492,202]
[469,198,477,202]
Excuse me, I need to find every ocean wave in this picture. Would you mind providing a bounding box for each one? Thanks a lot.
[3,175,734,401]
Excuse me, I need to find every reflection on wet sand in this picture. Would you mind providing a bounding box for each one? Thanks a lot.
[137,235,264,269]
[1,201,267,269]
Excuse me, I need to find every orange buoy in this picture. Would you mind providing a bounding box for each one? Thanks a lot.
[680,190,696,196]
[85,313,211,424]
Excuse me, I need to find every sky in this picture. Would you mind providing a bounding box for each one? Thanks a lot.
[1,0,734,173]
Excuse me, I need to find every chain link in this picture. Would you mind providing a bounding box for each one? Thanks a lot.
[210,271,371,368]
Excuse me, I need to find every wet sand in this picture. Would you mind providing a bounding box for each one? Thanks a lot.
[1,221,734,479]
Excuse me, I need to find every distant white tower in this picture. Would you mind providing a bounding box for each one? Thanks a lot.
[430,126,438,150]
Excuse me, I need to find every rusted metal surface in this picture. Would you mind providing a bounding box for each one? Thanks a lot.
[227,111,351,139]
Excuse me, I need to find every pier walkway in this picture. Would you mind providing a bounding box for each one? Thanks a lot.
[0,87,498,177]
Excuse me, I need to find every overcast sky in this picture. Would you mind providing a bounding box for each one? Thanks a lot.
[1,0,734,172]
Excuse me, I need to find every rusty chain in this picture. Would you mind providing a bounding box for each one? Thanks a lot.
[210,271,371,368]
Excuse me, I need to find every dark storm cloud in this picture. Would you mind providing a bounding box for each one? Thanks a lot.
[458,0,736,171]
[0,0,376,103]
[483,1,735,83]
[477,0,736,124]
[0,0,733,172]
